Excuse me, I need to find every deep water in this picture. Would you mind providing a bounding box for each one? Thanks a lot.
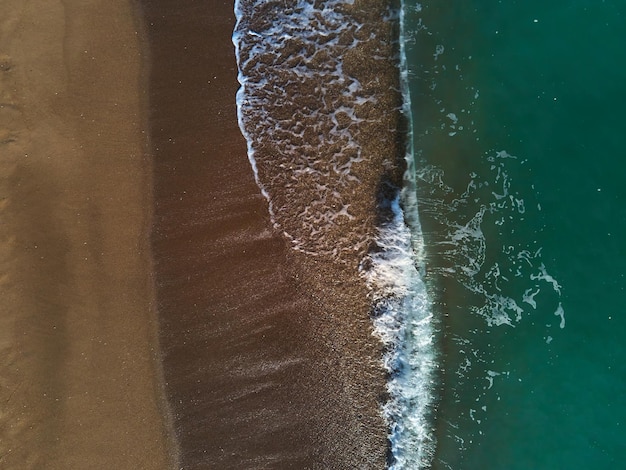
[405,1,626,468]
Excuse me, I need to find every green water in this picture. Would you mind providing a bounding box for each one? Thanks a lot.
[405,1,626,468]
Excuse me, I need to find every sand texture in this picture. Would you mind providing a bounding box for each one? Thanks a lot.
[0,0,174,467]
[143,0,394,467]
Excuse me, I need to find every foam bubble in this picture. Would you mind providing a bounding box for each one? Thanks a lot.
[522,287,540,309]
[554,303,565,329]
[531,263,563,296]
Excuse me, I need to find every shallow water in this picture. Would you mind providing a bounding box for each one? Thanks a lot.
[405,1,626,468]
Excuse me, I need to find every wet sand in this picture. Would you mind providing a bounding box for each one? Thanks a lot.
[142,0,391,468]
[0,0,174,467]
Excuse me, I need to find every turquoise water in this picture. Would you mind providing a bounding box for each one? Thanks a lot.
[405,1,626,468]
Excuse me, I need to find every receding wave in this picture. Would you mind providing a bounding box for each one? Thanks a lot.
[233,0,438,468]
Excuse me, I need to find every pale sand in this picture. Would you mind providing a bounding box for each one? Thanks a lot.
[0,0,175,467]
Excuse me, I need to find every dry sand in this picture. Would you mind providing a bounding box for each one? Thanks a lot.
[0,0,175,467]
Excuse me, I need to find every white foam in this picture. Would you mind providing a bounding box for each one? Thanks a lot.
[360,195,437,469]
[522,287,540,309]
[531,263,563,296]
[554,302,565,329]
[434,44,445,60]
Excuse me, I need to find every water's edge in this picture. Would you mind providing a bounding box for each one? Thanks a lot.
[233,0,438,468]
[361,2,438,467]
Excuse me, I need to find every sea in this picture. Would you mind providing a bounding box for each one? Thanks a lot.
[406,1,626,468]
[234,0,626,468]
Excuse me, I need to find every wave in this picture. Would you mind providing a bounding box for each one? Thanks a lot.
[360,193,437,468]
[233,0,437,467]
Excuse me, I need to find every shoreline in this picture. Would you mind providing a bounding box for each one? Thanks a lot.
[1,0,411,466]
[0,0,174,467]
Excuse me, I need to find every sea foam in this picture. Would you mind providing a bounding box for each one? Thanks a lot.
[233,0,384,257]
[360,194,437,468]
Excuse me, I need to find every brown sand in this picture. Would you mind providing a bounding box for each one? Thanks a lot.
[0,0,174,468]
[142,0,391,468]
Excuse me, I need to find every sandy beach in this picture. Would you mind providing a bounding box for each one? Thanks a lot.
[1,0,402,467]
[0,0,174,467]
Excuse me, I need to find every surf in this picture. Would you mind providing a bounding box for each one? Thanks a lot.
[233,0,439,467]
